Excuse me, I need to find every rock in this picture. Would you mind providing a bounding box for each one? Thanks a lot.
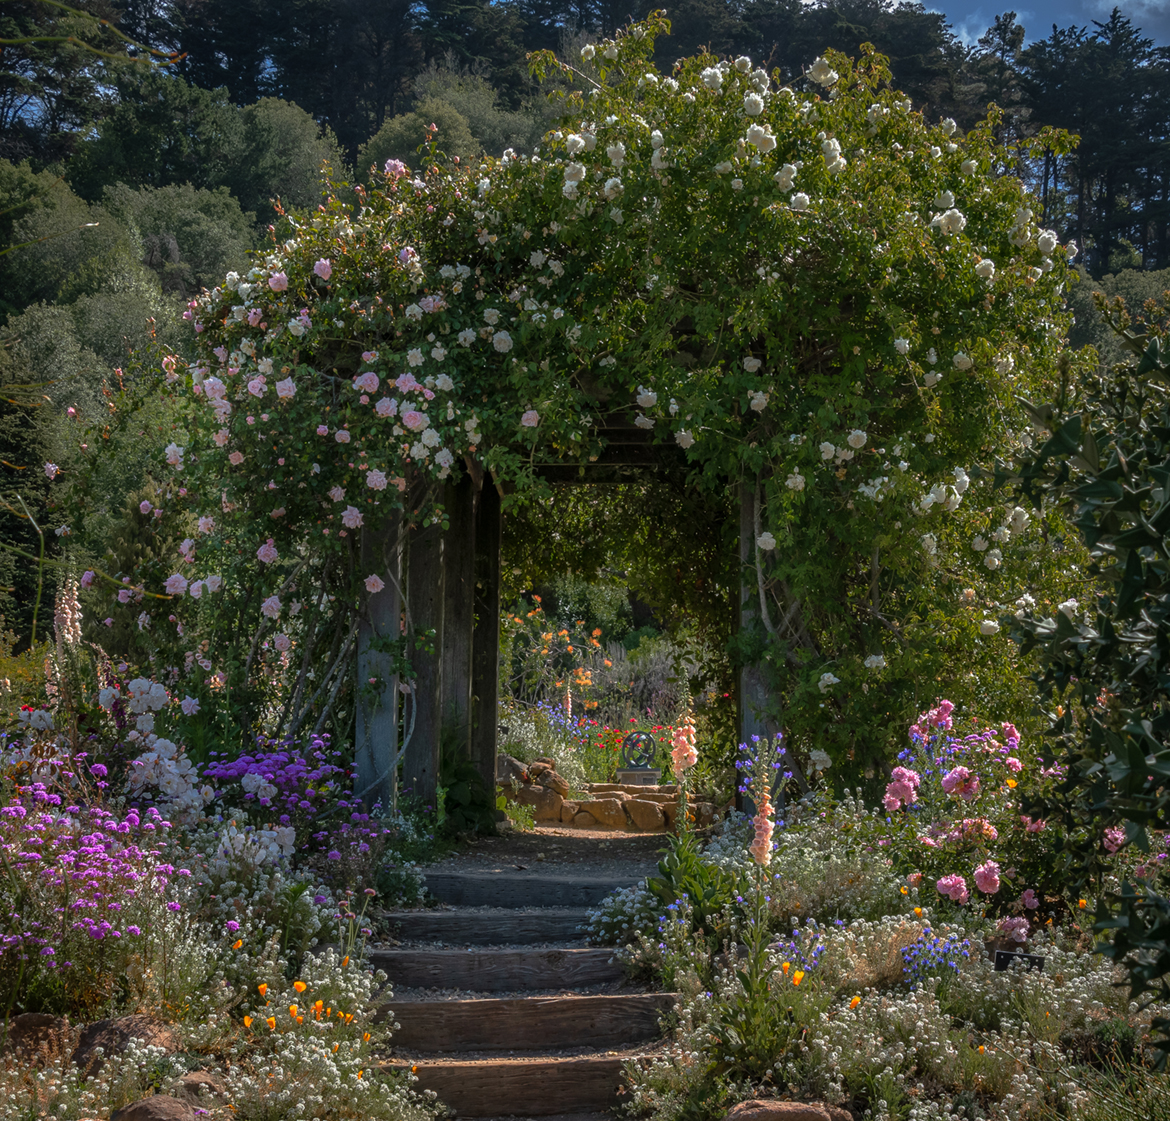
[511,784,563,822]
[535,756,557,768]
[110,1097,195,1121]
[661,799,678,828]
[496,754,528,786]
[173,1070,227,1102]
[694,801,717,827]
[625,798,666,832]
[5,1013,75,1066]
[528,761,552,779]
[723,1102,852,1121]
[560,800,580,823]
[537,770,570,797]
[573,810,598,827]
[579,798,628,828]
[72,1016,179,1077]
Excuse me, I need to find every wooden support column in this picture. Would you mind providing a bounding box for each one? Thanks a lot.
[441,473,476,759]
[470,481,502,796]
[355,513,402,812]
[404,513,444,810]
[738,478,775,813]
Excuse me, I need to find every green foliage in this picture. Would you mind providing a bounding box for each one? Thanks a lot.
[1068,266,1170,370]
[357,99,481,176]
[438,733,495,836]
[647,831,745,947]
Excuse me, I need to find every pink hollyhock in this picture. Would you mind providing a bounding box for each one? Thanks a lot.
[1103,826,1126,854]
[936,874,969,904]
[365,574,385,594]
[268,272,288,291]
[313,259,332,280]
[256,539,279,564]
[973,860,1001,894]
[670,713,698,773]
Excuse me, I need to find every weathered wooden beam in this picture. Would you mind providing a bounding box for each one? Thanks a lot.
[354,513,402,812]
[403,514,444,809]
[470,480,502,796]
[440,473,476,760]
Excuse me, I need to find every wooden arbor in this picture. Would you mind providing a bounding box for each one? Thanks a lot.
[352,414,774,812]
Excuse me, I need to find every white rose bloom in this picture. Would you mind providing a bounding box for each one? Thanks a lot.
[566,134,586,154]
[953,352,973,370]
[991,525,1011,543]
[792,192,810,211]
[923,371,941,388]
[603,42,619,58]
[934,190,955,208]
[431,345,447,361]
[744,93,765,116]
[735,55,752,72]
[953,467,970,494]
[975,258,995,279]
[846,429,867,449]
[1058,598,1079,618]
[941,117,957,135]
[1009,506,1030,532]
[407,347,424,367]
[634,413,655,429]
[749,390,768,412]
[636,387,658,408]
[405,303,424,320]
[979,619,1001,635]
[894,337,910,354]
[756,531,776,550]
[864,654,886,669]
[435,373,454,392]
[701,66,723,90]
[972,535,989,552]
[675,429,695,448]
[564,161,586,183]
[983,548,1003,570]
[819,441,836,460]
[1065,240,1079,260]
[458,328,476,347]
[774,163,797,190]
[714,160,733,174]
[651,130,664,149]
[743,356,762,372]
[1037,229,1058,254]
[651,147,670,170]
[809,748,833,771]
[995,354,1015,376]
[921,533,938,554]
[493,331,514,353]
[808,57,838,86]
[926,347,938,365]
[606,142,626,168]
[961,158,978,175]
[786,471,805,491]
[746,123,776,152]
[817,671,840,693]
[932,208,967,235]
[484,307,501,325]
[604,177,623,199]
[562,181,579,200]
[580,44,595,60]
[731,178,744,190]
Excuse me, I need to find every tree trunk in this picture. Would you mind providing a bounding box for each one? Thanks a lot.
[354,512,402,811]
[470,480,502,797]
[441,473,476,760]
[404,513,444,810]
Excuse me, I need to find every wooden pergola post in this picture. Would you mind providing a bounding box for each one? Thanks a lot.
[404,513,444,810]
[441,473,477,759]
[470,481,502,795]
[354,513,401,812]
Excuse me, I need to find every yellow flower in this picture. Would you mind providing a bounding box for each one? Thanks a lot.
[849,996,861,1009]
[792,970,805,986]
[1006,779,1018,788]
[900,886,908,895]
[243,1015,253,1028]
[294,980,307,993]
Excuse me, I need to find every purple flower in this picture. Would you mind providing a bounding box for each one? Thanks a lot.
[327,850,341,861]
[225,920,240,933]
[89,764,107,779]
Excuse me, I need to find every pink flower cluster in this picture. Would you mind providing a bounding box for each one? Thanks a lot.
[997,916,1029,943]
[749,786,774,866]
[670,714,697,773]
[973,859,1001,894]
[1103,825,1126,853]
[883,765,921,812]
[910,699,954,740]
[936,873,969,904]
[941,765,980,801]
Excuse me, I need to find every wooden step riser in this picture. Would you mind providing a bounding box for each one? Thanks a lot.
[384,908,588,945]
[380,992,674,1050]
[424,871,637,909]
[387,1056,630,1116]
[371,947,623,991]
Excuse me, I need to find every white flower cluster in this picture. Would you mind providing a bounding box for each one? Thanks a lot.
[126,734,214,821]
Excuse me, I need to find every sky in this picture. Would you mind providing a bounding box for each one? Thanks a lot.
[926,0,1170,45]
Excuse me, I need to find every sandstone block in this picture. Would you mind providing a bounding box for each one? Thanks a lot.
[73,1016,179,1077]
[573,810,598,827]
[111,1098,195,1121]
[560,800,580,823]
[625,799,666,832]
[512,784,563,821]
[579,798,627,828]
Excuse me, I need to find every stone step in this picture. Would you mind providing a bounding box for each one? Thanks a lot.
[383,907,589,945]
[380,992,675,1050]
[384,1053,639,1116]
[424,871,636,909]
[370,947,623,991]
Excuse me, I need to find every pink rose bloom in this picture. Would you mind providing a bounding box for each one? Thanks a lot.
[997,916,1029,943]
[362,351,378,362]
[261,595,282,619]
[317,425,329,436]
[198,516,215,534]
[314,259,332,280]
[80,570,95,587]
[1021,888,1039,909]
[275,377,296,399]
[104,617,113,626]
[941,765,980,801]
[335,430,351,443]
[907,872,922,887]
[354,371,379,394]
[402,410,427,431]
[366,469,388,491]
[247,308,263,326]
[247,376,267,397]
[973,860,1001,894]
[180,695,201,715]
[398,247,417,266]
[118,588,132,604]
[213,346,228,362]
[164,574,189,596]
[521,410,540,427]
[936,874,969,904]
[228,451,245,466]
[273,633,291,651]
[1103,826,1126,854]
[1004,756,1023,773]
[256,539,279,564]
[328,486,345,502]
[44,462,59,479]
[341,505,363,528]
[139,500,153,514]
[205,575,222,592]
[375,397,397,418]
[1021,815,1046,833]
[189,581,204,599]
[268,272,289,291]
[365,574,386,593]
[396,373,420,392]
[213,429,230,447]
[385,159,407,178]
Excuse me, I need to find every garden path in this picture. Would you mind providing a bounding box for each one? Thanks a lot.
[375,827,669,1118]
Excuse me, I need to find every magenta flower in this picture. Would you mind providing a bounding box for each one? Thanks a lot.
[973,860,1001,894]
[1103,826,1126,853]
[139,500,153,515]
[1021,888,1039,909]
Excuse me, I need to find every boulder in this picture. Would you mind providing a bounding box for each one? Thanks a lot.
[110,1097,195,1121]
[694,801,717,827]
[625,799,666,832]
[5,1012,75,1067]
[723,1102,852,1121]
[535,756,557,768]
[511,784,563,822]
[661,799,679,828]
[537,770,570,797]
[528,761,553,779]
[560,800,580,823]
[73,1016,179,1077]
[496,753,528,786]
[579,798,628,828]
[573,810,598,827]
[173,1070,227,1102]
